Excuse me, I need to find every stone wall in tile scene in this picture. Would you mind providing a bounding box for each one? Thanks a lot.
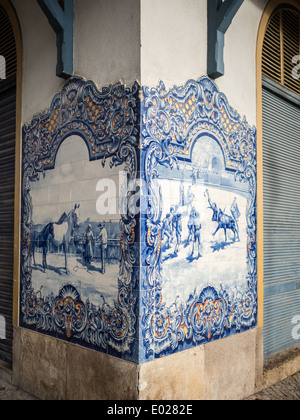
[20,77,140,362]
[140,76,257,361]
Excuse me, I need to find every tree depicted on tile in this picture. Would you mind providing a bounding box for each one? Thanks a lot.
[141,76,257,359]
[20,77,140,359]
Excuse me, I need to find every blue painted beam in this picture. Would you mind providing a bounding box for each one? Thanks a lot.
[37,0,74,79]
[208,0,244,79]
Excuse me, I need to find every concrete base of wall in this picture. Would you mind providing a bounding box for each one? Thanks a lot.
[12,326,266,400]
[139,327,263,400]
[12,327,139,400]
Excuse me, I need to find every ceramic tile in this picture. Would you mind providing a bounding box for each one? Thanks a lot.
[20,77,141,359]
[20,74,257,364]
[140,76,257,359]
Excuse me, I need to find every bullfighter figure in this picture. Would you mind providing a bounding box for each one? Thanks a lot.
[174,213,182,255]
[231,197,241,241]
[190,210,202,258]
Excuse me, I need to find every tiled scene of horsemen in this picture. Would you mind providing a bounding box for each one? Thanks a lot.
[157,135,249,306]
[29,135,123,306]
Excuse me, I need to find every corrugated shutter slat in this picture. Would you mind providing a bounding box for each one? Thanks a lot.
[262,84,300,361]
[262,9,300,96]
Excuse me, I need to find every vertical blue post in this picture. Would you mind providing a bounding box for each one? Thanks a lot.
[207,0,244,79]
[37,0,74,79]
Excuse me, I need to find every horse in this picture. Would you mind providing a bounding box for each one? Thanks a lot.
[51,204,80,274]
[204,189,239,243]
[30,222,54,272]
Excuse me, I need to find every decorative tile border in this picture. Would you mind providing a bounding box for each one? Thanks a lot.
[141,76,257,359]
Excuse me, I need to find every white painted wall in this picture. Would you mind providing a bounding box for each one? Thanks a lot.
[12,0,141,123]
[141,0,268,126]
[74,0,140,89]
[141,0,206,90]
[217,0,268,126]
[12,0,64,123]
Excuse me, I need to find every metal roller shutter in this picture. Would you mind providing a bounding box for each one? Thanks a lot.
[0,76,16,366]
[263,77,300,361]
[0,5,16,366]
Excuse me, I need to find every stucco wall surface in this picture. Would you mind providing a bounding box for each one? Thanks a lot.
[13,327,139,400]
[11,0,141,123]
[13,326,262,400]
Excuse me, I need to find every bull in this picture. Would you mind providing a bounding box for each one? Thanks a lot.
[204,189,239,243]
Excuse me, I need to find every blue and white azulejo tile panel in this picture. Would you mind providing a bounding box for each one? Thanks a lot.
[140,76,257,360]
[20,74,257,364]
[20,77,140,361]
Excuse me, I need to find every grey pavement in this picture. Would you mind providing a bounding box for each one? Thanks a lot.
[0,372,299,400]
[246,371,300,400]
[0,378,37,400]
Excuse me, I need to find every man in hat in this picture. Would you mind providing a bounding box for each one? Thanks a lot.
[97,222,108,274]
[83,224,94,265]
[174,213,182,256]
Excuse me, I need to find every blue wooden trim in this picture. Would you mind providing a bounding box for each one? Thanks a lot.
[208,0,244,79]
[37,0,74,79]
